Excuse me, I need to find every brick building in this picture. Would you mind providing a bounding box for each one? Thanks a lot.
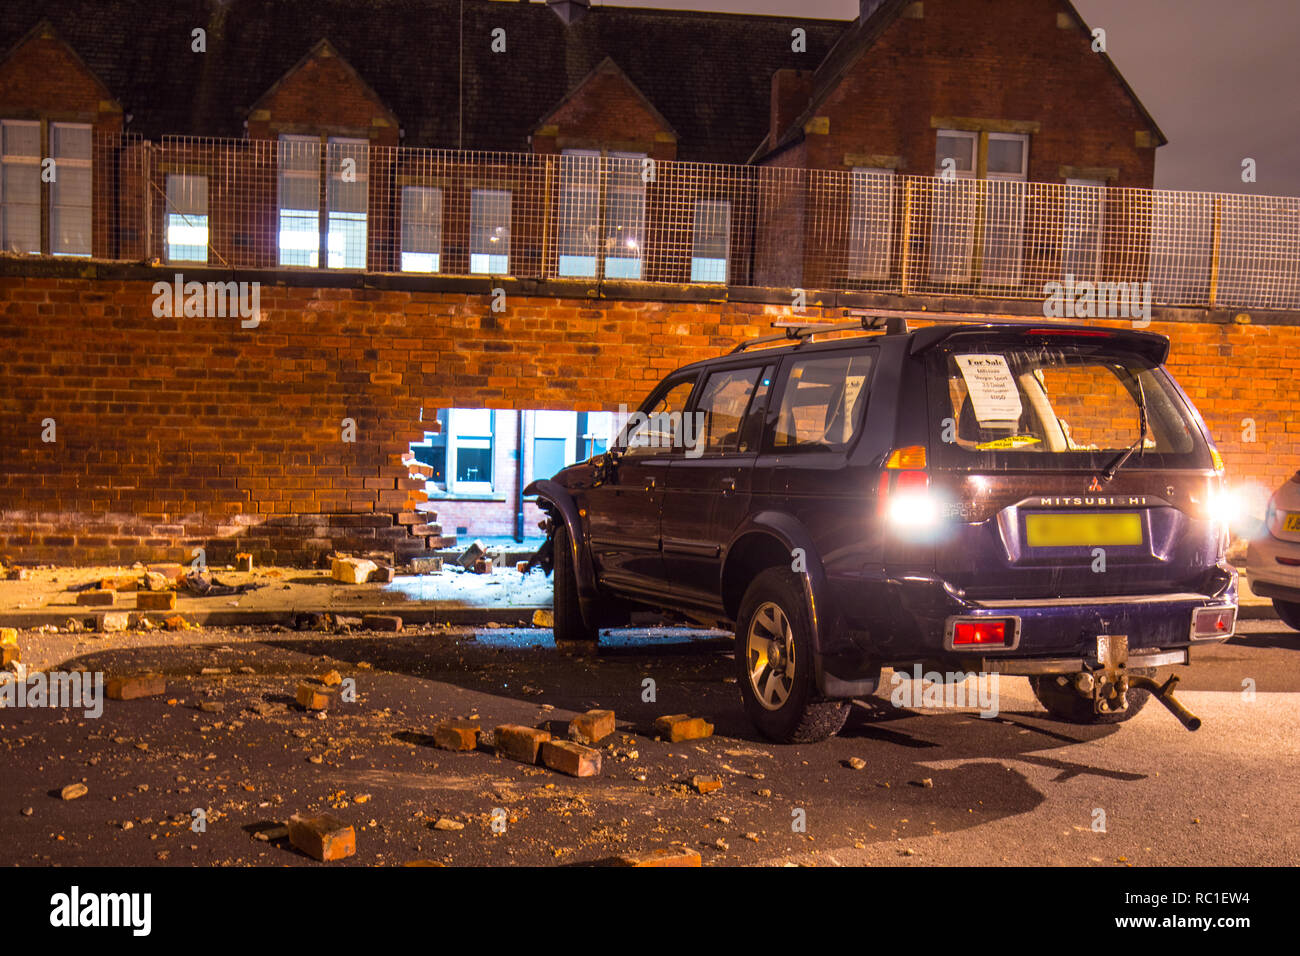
[0,0,1295,566]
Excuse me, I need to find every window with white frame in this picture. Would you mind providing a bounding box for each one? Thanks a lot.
[1062,177,1106,280]
[470,189,511,274]
[277,134,368,269]
[981,132,1028,286]
[691,199,730,283]
[49,122,92,257]
[558,150,599,277]
[166,173,208,263]
[278,134,320,266]
[0,120,40,254]
[929,129,977,283]
[401,185,442,273]
[326,138,367,269]
[447,408,495,495]
[848,167,895,281]
[604,152,645,279]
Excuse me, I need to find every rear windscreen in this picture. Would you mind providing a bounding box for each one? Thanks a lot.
[927,343,1211,471]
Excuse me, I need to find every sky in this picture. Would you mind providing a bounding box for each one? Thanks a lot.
[600,0,1300,196]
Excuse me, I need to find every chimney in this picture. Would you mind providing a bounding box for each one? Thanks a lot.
[770,69,814,151]
[859,0,889,21]
[547,0,590,25]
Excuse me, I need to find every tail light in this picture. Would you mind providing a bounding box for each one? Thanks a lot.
[1191,606,1236,640]
[945,616,1019,650]
[877,446,935,525]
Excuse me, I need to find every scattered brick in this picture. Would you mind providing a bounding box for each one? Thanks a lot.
[99,575,138,592]
[142,571,171,591]
[494,724,551,764]
[1,646,19,667]
[690,775,723,794]
[532,609,555,627]
[60,783,88,801]
[135,591,176,611]
[473,557,494,574]
[410,556,443,574]
[95,612,131,633]
[234,552,253,572]
[542,739,602,777]
[456,540,486,569]
[76,590,115,607]
[0,628,16,646]
[361,614,403,632]
[368,565,396,584]
[295,683,332,711]
[320,670,343,687]
[433,719,481,751]
[616,846,702,867]
[516,561,530,573]
[163,615,191,631]
[286,813,355,862]
[148,564,185,581]
[106,675,167,700]
[331,556,378,584]
[654,714,714,742]
[568,708,615,745]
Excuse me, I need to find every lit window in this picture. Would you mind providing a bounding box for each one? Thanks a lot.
[691,200,730,283]
[470,189,510,274]
[400,185,442,272]
[558,150,598,277]
[0,120,40,254]
[604,152,644,279]
[449,408,495,495]
[49,122,91,257]
[327,138,367,269]
[166,173,208,263]
[1063,177,1105,280]
[278,134,320,267]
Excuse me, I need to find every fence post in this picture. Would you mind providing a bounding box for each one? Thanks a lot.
[540,155,554,279]
[900,178,914,295]
[143,140,153,261]
[1208,195,1222,309]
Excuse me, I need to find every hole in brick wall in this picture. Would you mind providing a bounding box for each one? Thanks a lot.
[409,407,619,543]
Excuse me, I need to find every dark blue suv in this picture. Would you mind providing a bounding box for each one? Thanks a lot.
[526,319,1238,742]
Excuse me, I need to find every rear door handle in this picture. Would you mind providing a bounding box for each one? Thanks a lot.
[720,478,736,494]
[645,477,657,491]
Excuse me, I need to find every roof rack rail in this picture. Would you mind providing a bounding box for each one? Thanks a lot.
[729,312,906,354]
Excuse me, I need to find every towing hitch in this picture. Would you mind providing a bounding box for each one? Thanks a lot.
[1090,634,1202,732]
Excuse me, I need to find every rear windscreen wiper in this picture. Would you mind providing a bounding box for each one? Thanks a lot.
[1102,374,1148,481]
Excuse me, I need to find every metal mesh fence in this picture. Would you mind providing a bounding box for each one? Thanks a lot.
[4,131,1298,311]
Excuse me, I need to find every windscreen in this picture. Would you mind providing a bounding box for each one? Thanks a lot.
[927,341,1211,471]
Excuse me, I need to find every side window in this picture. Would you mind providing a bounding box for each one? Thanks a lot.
[738,366,775,453]
[771,352,874,452]
[697,367,762,455]
[622,377,696,456]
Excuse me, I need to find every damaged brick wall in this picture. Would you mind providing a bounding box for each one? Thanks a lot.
[0,266,1296,567]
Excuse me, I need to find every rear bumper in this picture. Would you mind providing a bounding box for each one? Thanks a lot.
[823,565,1237,671]
[1246,534,1300,601]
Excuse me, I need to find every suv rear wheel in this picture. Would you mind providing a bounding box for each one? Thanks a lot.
[552,522,599,643]
[1272,599,1300,631]
[736,568,850,743]
[1029,670,1153,724]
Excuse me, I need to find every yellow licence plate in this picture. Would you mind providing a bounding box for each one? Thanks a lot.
[1025,512,1144,547]
[1285,513,1300,533]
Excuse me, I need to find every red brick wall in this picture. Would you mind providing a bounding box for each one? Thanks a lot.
[0,270,1294,567]
[531,59,677,161]
[802,0,1158,186]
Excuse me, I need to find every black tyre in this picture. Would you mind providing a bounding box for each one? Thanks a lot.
[1029,669,1153,724]
[552,522,598,643]
[1272,599,1300,631]
[735,567,850,743]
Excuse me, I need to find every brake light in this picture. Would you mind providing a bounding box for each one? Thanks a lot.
[951,620,1009,647]
[1026,329,1114,338]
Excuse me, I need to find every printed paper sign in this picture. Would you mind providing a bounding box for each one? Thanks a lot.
[955,354,1023,426]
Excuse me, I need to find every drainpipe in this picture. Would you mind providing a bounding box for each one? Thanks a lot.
[514,409,525,543]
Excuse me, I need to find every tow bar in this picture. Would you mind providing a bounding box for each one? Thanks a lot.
[1092,634,1202,731]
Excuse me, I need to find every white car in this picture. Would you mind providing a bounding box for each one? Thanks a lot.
[1246,469,1300,631]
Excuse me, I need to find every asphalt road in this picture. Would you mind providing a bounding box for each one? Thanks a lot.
[2,619,1297,867]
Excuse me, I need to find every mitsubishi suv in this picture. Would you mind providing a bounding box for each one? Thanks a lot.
[525,317,1239,743]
